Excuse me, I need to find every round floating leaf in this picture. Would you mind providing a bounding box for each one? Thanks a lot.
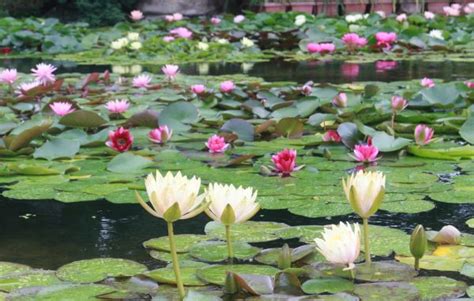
[302,277,354,294]
[56,258,147,283]
[189,241,260,262]
[149,250,193,263]
[204,221,289,243]
[184,290,222,301]
[33,138,80,161]
[107,153,153,174]
[221,119,254,142]
[460,116,474,144]
[0,270,62,292]
[143,234,208,253]
[467,218,474,228]
[288,201,353,218]
[0,262,31,277]
[352,261,417,282]
[159,102,199,132]
[372,132,411,152]
[354,282,419,301]
[467,286,474,298]
[59,110,107,128]
[9,284,115,301]
[145,266,207,286]
[460,263,474,278]
[197,264,280,286]
[410,276,467,300]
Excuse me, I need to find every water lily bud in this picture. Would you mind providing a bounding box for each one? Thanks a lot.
[278,244,292,269]
[342,171,385,219]
[224,272,239,294]
[410,224,427,260]
[432,225,461,245]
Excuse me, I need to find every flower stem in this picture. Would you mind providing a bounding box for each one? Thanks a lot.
[414,258,420,271]
[363,218,371,266]
[391,113,396,129]
[167,222,185,300]
[350,268,356,281]
[225,224,234,263]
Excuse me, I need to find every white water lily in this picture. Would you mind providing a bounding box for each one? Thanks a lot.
[136,171,207,222]
[345,14,363,23]
[111,37,129,50]
[294,14,306,26]
[205,183,260,225]
[127,32,140,41]
[129,41,142,50]
[315,222,361,270]
[216,38,229,44]
[342,170,385,218]
[429,29,444,40]
[197,42,209,51]
[241,37,254,48]
[432,225,461,244]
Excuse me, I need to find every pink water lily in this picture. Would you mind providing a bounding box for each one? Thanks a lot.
[272,149,297,177]
[130,10,144,21]
[332,92,348,108]
[220,80,235,93]
[234,15,245,23]
[307,43,321,54]
[206,135,229,153]
[15,81,40,96]
[396,13,407,22]
[49,101,75,116]
[105,99,129,114]
[211,17,221,24]
[421,77,435,88]
[391,96,408,112]
[163,36,175,42]
[465,81,474,89]
[106,127,134,152]
[31,63,57,85]
[133,74,152,88]
[301,81,313,96]
[352,144,379,163]
[323,130,341,142]
[162,65,179,81]
[414,124,434,145]
[342,33,367,51]
[375,32,397,49]
[191,84,206,94]
[443,5,460,16]
[149,125,173,144]
[169,27,192,39]
[424,11,435,19]
[0,69,18,85]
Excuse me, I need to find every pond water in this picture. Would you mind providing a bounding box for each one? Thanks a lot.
[2,58,473,84]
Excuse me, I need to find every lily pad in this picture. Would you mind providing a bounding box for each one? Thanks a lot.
[0,270,62,292]
[0,262,31,277]
[354,282,419,301]
[302,277,354,294]
[204,221,289,243]
[8,284,115,301]
[145,266,208,286]
[410,276,467,300]
[143,234,208,253]
[196,264,280,286]
[33,138,80,161]
[107,152,153,173]
[189,241,261,262]
[56,258,147,283]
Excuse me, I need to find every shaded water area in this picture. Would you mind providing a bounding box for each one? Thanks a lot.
[2,58,474,83]
[0,196,472,271]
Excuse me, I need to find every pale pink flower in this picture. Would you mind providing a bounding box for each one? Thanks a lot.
[173,13,183,21]
[49,102,75,116]
[211,17,221,25]
[220,80,235,93]
[414,124,434,145]
[272,149,297,176]
[323,130,341,142]
[206,135,229,153]
[148,125,173,144]
[376,60,397,72]
[133,74,152,88]
[332,92,348,108]
[234,15,245,23]
[353,144,379,163]
[375,32,397,49]
[169,27,193,39]
[15,81,40,96]
[0,69,18,85]
[105,99,130,114]
[465,81,474,89]
[319,43,336,54]
[375,10,386,18]
[191,84,206,94]
[342,33,367,51]
[307,43,321,54]
[162,65,179,81]
[451,3,462,10]
[391,96,408,112]
[31,63,57,85]
[165,15,175,22]
[396,13,407,22]
[424,11,435,19]
[421,77,435,88]
[464,3,474,14]
[163,36,175,42]
[301,82,313,96]
[130,10,144,21]
[443,6,460,16]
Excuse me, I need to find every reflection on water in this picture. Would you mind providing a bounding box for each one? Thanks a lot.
[2,58,473,84]
[0,196,472,270]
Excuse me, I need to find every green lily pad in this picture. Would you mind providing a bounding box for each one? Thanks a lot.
[8,284,115,301]
[56,258,148,283]
[460,263,474,278]
[149,250,194,263]
[354,282,419,301]
[0,270,62,292]
[467,218,474,228]
[143,234,208,253]
[204,221,289,243]
[351,261,417,282]
[107,152,153,174]
[410,276,467,300]
[196,264,280,286]
[145,266,208,286]
[33,138,81,161]
[467,286,474,298]
[302,277,354,294]
[184,290,222,301]
[189,241,261,262]
[0,262,31,277]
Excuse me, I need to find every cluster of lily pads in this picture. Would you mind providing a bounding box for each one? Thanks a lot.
[2,9,474,64]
